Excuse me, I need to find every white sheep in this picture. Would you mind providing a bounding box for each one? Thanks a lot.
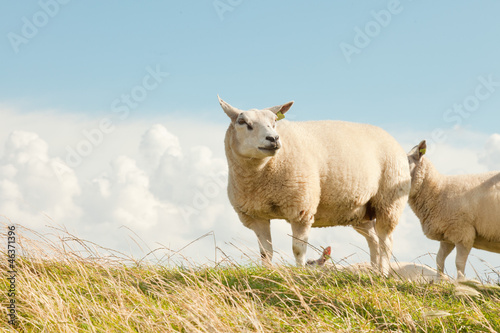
[408,140,500,280]
[307,247,442,283]
[219,96,411,274]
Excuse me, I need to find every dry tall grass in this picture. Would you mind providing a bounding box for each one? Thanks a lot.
[1,224,500,332]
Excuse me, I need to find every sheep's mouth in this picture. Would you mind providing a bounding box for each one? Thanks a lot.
[259,146,280,151]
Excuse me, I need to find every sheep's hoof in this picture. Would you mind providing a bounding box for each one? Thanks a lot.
[437,274,450,282]
[260,254,273,267]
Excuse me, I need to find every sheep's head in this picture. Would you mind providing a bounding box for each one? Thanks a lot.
[306,246,332,266]
[407,140,427,179]
[219,96,293,159]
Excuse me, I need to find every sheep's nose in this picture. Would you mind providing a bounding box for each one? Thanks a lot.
[266,135,279,143]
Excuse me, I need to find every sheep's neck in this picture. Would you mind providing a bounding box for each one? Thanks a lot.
[410,158,443,224]
[224,132,281,207]
[226,147,275,178]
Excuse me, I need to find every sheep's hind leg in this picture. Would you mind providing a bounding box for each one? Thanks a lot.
[376,228,393,276]
[374,194,406,276]
[353,220,379,268]
[455,242,472,281]
[373,216,396,277]
[291,220,313,267]
[436,241,455,279]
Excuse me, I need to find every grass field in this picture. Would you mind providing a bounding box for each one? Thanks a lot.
[2,226,500,332]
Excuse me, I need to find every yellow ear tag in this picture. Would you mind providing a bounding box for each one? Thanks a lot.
[277,111,285,121]
[419,148,426,155]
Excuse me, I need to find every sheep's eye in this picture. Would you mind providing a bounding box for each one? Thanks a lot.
[237,119,253,130]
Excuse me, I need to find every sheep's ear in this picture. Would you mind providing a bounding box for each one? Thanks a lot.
[266,101,294,115]
[409,140,427,160]
[218,95,241,122]
[417,140,427,159]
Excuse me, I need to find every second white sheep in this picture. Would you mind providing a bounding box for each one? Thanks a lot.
[408,140,500,280]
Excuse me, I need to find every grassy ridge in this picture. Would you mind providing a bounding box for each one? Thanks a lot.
[2,258,500,332]
[1,229,500,332]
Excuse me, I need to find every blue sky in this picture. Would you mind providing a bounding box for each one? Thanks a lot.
[2,1,500,129]
[1,1,500,279]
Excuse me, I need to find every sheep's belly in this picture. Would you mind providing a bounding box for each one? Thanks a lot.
[313,205,368,228]
[473,236,500,254]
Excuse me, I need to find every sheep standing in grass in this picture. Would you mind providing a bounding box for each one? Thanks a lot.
[219,96,411,274]
[408,140,500,280]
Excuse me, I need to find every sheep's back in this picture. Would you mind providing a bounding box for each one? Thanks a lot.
[415,168,500,244]
[446,172,500,242]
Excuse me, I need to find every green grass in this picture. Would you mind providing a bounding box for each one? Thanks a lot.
[2,227,500,332]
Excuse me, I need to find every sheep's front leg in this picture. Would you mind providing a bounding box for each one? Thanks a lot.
[455,242,472,281]
[436,241,455,278]
[353,221,379,267]
[238,213,273,264]
[291,219,313,266]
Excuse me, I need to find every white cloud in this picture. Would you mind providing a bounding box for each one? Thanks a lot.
[0,109,239,262]
[479,133,500,170]
[139,124,182,170]
[0,131,81,228]
[0,109,498,279]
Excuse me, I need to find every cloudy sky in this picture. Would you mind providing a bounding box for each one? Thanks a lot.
[1,1,500,279]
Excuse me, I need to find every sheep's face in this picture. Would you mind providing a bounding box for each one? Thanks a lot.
[407,140,427,179]
[219,96,294,159]
[233,110,281,158]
